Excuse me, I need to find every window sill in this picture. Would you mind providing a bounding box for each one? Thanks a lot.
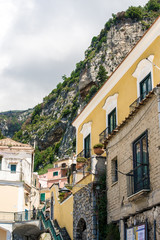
[128,189,150,201]
[111,181,118,187]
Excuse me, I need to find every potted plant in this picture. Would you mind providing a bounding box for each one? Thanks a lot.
[93,143,104,155]
[76,157,87,169]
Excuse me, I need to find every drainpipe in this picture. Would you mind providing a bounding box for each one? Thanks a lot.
[154,86,160,129]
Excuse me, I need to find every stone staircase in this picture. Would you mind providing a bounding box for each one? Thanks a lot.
[53,220,71,240]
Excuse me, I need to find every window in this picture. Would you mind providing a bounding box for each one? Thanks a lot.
[62,163,66,168]
[140,73,152,100]
[111,158,118,183]
[133,131,149,193]
[40,193,45,202]
[35,179,36,187]
[11,164,16,173]
[53,171,58,176]
[55,164,58,168]
[108,108,116,134]
[84,134,90,158]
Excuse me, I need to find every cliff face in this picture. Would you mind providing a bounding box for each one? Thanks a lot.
[79,19,145,92]
[0,109,33,137]
[13,18,149,157]
[0,1,159,171]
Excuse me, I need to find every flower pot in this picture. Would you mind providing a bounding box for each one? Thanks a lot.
[93,147,104,155]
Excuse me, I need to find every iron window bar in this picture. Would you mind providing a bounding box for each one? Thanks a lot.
[76,149,91,159]
[127,163,150,197]
[129,90,152,112]
[99,125,117,143]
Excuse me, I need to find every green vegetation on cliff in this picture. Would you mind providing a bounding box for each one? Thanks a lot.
[9,0,160,173]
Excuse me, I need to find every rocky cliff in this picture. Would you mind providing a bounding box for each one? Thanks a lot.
[1,0,160,172]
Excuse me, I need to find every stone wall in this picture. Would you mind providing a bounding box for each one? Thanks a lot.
[73,183,97,240]
[106,93,160,238]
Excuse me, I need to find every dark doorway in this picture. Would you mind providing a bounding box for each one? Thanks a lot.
[76,218,87,240]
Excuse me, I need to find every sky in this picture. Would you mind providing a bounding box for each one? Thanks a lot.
[0,0,149,112]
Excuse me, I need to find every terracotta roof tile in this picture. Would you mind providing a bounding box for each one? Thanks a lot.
[0,138,33,149]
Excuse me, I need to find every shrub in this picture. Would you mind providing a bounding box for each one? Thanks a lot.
[146,0,160,11]
[91,36,98,47]
[84,85,98,103]
[125,6,143,20]
[93,143,104,149]
[96,65,108,85]
[77,157,87,163]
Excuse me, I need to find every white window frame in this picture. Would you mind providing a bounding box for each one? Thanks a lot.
[103,93,118,128]
[132,55,154,98]
[80,122,92,152]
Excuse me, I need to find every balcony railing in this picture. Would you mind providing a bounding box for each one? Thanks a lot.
[99,126,117,143]
[0,210,39,222]
[129,91,151,112]
[77,149,91,159]
[127,164,150,197]
[0,169,24,182]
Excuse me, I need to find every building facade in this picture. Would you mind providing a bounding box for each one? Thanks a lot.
[105,90,160,239]
[38,158,70,189]
[0,138,36,239]
[72,16,160,239]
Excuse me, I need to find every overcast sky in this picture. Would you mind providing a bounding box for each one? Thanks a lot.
[0,0,148,112]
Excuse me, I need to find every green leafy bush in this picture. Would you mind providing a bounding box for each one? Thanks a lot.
[77,157,87,163]
[84,85,98,103]
[96,65,108,86]
[93,143,104,149]
[125,6,143,20]
[146,0,160,11]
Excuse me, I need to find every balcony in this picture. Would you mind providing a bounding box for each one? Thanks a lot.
[0,169,24,182]
[129,91,151,112]
[127,164,150,199]
[77,149,91,159]
[0,210,39,222]
[99,125,117,143]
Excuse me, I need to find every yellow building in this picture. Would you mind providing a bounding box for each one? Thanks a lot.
[72,16,160,158]
[72,16,160,239]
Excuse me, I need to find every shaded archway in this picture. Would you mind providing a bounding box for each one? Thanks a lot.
[76,218,87,240]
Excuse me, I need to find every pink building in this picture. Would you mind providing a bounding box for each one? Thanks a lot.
[38,158,71,189]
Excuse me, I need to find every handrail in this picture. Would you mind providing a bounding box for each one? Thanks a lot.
[38,210,63,240]
[0,209,40,222]
[129,91,151,112]
[127,164,150,197]
[99,125,117,143]
[77,149,91,158]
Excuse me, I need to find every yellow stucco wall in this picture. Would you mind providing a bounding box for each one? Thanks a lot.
[77,36,160,155]
[50,185,73,240]
[0,228,7,240]
[50,175,94,239]
[72,174,94,194]
[0,185,19,212]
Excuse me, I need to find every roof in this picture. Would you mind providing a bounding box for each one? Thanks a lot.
[72,16,160,128]
[0,138,33,150]
[104,84,160,145]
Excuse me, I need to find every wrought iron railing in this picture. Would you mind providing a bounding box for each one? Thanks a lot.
[77,149,91,159]
[127,164,150,197]
[38,210,63,240]
[129,91,151,112]
[99,125,117,143]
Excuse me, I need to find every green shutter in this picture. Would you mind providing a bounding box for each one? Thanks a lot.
[40,193,45,202]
